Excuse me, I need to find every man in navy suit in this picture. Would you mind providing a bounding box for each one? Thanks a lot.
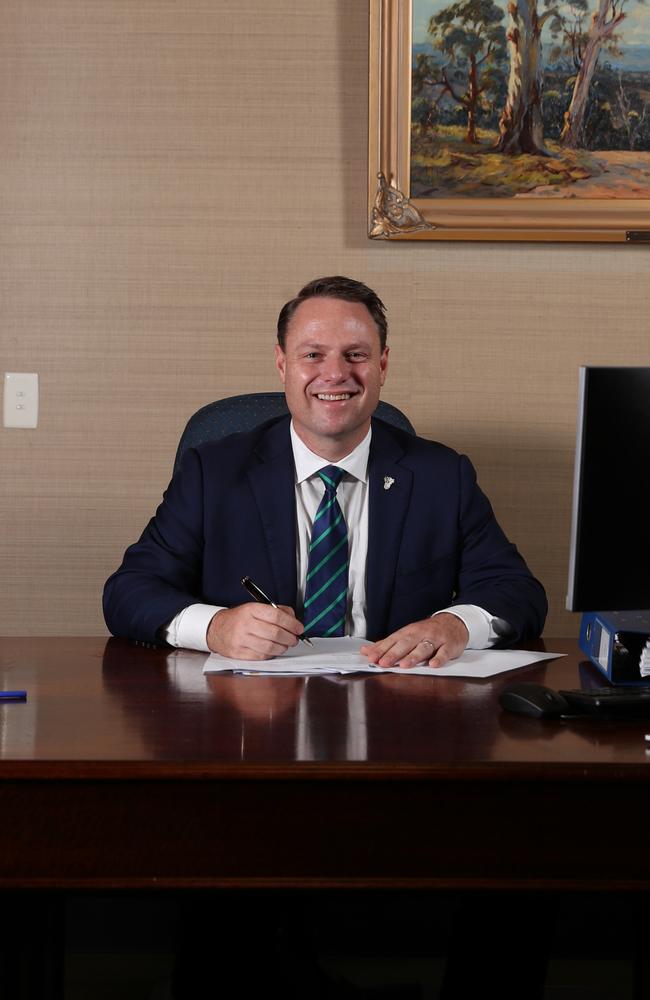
[103,276,546,662]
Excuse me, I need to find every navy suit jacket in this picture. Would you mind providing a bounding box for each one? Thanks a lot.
[103,416,547,644]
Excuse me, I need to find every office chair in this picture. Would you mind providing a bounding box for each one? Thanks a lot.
[173,391,415,473]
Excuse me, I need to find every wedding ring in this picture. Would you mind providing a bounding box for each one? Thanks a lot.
[421,639,434,650]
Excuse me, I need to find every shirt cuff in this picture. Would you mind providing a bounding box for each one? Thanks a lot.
[433,605,512,649]
[163,603,225,652]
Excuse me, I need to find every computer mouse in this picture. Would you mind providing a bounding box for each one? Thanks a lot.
[499,682,571,719]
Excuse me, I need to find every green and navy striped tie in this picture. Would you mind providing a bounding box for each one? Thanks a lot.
[303,466,348,638]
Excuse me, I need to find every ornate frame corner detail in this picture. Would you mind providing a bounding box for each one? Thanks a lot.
[369,173,436,238]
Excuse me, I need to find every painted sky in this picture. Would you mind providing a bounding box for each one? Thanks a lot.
[413,0,650,49]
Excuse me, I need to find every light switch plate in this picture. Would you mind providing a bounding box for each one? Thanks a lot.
[3,373,39,428]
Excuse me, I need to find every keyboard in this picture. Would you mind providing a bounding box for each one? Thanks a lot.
[560,686,650,716]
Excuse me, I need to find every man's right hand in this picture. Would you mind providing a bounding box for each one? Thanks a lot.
[206,603,304,660]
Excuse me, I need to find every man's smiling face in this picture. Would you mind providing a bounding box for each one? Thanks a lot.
[274,296,389,461]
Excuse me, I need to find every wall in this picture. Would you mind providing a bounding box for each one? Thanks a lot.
[1,0,648,636]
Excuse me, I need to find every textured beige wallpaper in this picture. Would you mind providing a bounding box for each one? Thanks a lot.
[1,0,648,637]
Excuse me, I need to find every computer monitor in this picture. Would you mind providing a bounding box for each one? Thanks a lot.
[567,366,650,612]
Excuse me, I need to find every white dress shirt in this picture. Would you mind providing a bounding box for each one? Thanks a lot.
[164,423,508,652]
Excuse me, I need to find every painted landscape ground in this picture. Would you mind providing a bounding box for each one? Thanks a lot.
[411,0,650,199]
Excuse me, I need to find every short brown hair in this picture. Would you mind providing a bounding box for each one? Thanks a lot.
[277,276,388,351]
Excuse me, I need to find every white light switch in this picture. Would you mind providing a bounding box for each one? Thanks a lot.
[3,373,39,428]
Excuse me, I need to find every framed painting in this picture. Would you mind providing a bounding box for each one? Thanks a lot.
[368,0,650,241]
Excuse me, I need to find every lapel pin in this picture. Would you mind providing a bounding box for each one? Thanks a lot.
[383,476,395,491]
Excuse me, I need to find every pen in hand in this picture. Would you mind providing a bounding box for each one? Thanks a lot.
[241,576,313,646]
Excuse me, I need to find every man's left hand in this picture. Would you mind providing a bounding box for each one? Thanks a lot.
[360,613,469,669]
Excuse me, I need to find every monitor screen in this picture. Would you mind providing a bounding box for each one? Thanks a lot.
[567,366,650,612]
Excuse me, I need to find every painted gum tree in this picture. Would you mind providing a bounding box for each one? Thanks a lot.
[496,0,559,153]
[414,0,506,144]
[560,0,630,147]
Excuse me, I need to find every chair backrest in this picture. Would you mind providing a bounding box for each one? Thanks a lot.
[173,392,415,473]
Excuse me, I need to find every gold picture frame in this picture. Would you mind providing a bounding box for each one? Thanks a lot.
[368,0,650,243]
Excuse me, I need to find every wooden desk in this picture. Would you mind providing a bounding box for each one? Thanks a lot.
[1,636,649,890]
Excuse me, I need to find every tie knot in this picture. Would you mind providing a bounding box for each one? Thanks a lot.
[318,465,344,493]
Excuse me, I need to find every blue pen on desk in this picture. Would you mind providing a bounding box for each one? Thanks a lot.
[0,690,27,702]
[241,576,313,646]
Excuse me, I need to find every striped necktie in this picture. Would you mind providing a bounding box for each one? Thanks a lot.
[303,466,349,638]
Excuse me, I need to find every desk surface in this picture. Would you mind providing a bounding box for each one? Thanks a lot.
[1,636,649,889]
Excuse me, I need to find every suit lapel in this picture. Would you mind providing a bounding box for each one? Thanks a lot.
[365,420,413,641]
[246,419,297,607]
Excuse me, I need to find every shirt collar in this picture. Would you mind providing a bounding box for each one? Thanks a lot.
[290,422,371,485]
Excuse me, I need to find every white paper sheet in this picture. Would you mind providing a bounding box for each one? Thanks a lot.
[203,636,565,678]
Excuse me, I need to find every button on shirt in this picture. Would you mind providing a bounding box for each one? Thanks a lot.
[164,423,509,651]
